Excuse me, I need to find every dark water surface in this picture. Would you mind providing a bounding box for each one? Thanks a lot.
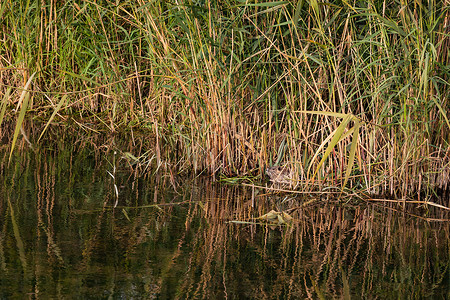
[0,146,449,299]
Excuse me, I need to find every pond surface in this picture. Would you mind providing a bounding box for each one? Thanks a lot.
[0,145,449,299]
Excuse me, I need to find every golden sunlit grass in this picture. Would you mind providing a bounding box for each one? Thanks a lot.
[0,0,449,198]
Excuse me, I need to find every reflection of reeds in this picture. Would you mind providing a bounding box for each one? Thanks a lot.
[180,184,450,299]
[1,148,448,298]
[1,1,449,196]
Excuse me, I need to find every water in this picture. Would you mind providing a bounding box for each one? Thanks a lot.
[0,146,449,299]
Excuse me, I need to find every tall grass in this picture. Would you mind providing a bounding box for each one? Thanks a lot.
[0,0,449,197]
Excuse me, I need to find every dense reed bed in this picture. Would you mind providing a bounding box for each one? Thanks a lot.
[1,0,449,197]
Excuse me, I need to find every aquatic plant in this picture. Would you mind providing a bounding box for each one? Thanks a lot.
[0,0,449,197]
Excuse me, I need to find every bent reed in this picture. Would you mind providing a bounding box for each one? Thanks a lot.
[1,0,449,198]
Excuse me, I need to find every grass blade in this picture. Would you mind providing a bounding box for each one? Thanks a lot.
[15,72,36,111]
[342,120,360,191]
[293,0,305,27]
[9,92,31,162]
[9,72,36,162]
[312,115,352,181]
[38,95,68,142]
[0,87,11,126]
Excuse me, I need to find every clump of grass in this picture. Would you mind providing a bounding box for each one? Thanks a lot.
[0,0,449,197]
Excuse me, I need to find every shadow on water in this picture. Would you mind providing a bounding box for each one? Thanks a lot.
[0,141,449,299]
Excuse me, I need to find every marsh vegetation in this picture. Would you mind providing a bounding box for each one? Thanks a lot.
[0,1,449,296]
[1,0,449,198]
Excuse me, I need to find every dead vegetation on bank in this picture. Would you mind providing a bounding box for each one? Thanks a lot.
[1,0,449,198]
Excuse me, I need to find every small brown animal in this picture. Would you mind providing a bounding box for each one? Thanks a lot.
[265,166,294,185]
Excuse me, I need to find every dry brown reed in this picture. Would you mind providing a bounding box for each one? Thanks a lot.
[0,1,449,197]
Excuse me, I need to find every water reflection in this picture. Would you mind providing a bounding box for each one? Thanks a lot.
[0,147,449,299]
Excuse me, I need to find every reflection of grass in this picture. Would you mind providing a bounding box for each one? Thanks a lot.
[179,184,450,299]
[1,1,449,196]
[1,149,448,298]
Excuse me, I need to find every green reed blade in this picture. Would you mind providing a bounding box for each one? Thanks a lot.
[275,138,286,166]
[342,120,360,192]
[9,72,36,163]
[9,92,31,162]
[293,0,305,27]
[312,114,352,181]
[15,72,36,111]
[0,87,11,127]
[431,97,450,134]
[241,1,288,8]
[294,110,352,120]
[38,95,68,142]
